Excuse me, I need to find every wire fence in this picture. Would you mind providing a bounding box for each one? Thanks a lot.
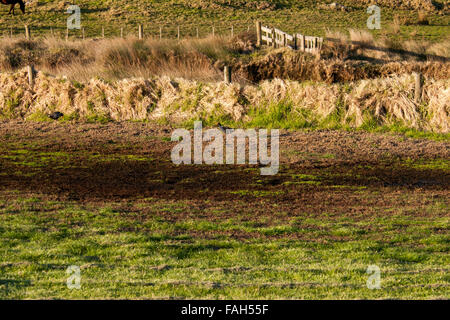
[1,23,258,40]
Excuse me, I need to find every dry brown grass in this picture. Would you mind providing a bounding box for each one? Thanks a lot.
[417,11,430,25]
[392,15,404,34]
[0,30,448,85]
[0,68,448,132]
[323,29,450,62]
[0,35,243,82]
[393,11,431,27]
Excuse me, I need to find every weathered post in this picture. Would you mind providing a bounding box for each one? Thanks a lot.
[293,34,297,50]
[271,28,276,48]
[299,34,305,52]
[159,27,162,40]
[25,25,30,40]
[82,27,85,40]
[177,26,180,40]
[282,33,286,47]
[102,27,105,38]
[212,26,215,37]
[196,27,199,38]
[256,21,262,47]
[231,25,234,37]
[27,65,34,86]
[138,24,143,39]
[120,27,123,38]
[65,28,69,42]
[413,72,424,104]
[224,66,232,84]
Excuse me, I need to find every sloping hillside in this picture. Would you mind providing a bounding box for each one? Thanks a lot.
[2,0,449,40]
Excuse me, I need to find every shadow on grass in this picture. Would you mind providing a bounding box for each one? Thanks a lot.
[0,279,32,298]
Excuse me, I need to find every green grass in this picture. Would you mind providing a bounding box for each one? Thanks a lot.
[0,147,155,172]
[369,125,450,142]
[246,100,316,129]
[403,158,450,170]
[175,97,449,141]
[0,195,448,299]
[3,0,449,41]
[0,100,448,299]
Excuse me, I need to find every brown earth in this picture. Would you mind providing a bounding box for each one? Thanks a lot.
[0,121,448,225]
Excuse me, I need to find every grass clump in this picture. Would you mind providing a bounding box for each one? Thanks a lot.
[247,100,316,129]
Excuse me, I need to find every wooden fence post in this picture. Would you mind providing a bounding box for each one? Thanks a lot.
[196,27,199,38]
[27,65,34,86]
[25,25,30,40]
[413,72,423,104]
[293,34,297,50]
[256,21,262,47]
[224,66,232,84]
[300,34,305,51]
[159,27,162,40]
[212,26,215,37]
[120,27,123,38]
[138,25,143,39]
[65,28,69,42]
[102,27,105,38]
[282,33,286,47]
[82,28,85,40]
[231,25,234,37]
[271,28,276,48]
[177,26,180,40]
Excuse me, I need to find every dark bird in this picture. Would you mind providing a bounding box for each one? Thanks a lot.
[1,0,26,15]
[49,112,64,120]
[218,123,233,133]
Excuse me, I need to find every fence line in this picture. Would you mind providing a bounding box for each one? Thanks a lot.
[1,23,255,41]
[257,21,323,53]
[2,23,323,54]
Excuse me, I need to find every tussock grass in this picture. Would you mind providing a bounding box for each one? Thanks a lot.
[1,69,448,133]
[324,29,450,62]
[0,36,242,82]
[0,30,448,84]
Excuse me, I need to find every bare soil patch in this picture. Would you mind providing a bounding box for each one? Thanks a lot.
[0,122,448,217]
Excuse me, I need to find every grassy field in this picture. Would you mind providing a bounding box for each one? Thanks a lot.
[1,194,448,299]
[0,122,448,299]
[0,0,448,301]
[2,0,449,41]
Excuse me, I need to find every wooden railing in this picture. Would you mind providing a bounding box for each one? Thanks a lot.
[256,21,323,54]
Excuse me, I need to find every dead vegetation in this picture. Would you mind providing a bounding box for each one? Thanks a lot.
[0,68,448,132]
[235,47,450,83]
[0,35,239,82]
[0,31,448,84]
[324,29,449,62]
[0,29,447,132]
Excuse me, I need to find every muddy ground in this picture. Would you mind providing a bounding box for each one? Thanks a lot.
[0,121,448,229]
